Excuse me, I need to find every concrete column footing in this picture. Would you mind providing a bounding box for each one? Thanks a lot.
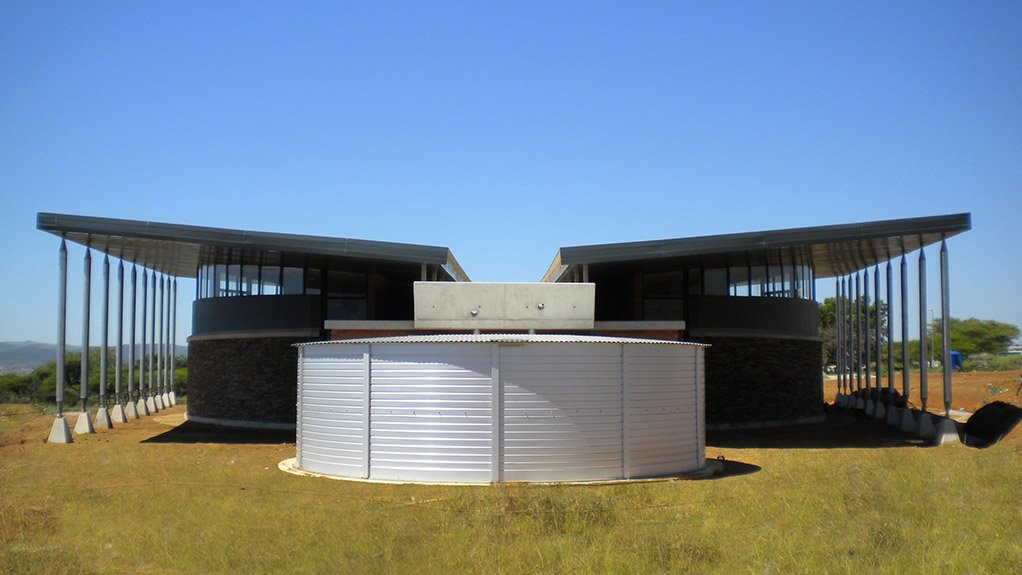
[873,402,886,420]
[146,396,157,413]
[854,397,865,410]
[834,394,845,408]
[168,392,177,406]
[94,407,112,430]
[864,399,875,415]
[136,398,150,416]
[111,403,128,423]
[154,395,164,410]
[933,417,961,446]
[73,411,95,435]
[899,409,916,433]
[125,401,139,419]
[885,405,900,427]
[916,411,936,438]
[48,416,72,444]
[161,393,170,407]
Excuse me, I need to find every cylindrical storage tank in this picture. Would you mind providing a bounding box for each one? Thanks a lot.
[295,334,706,484]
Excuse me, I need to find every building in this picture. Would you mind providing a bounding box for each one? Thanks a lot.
[37,211,971,440]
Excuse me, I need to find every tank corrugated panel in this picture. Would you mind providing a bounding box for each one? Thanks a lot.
[368,344,494,482]
[625,345,701,477]
[297,345,367,478]
[500,344,624,482]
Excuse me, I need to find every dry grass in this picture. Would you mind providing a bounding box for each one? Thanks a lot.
[824,370,1022,413]
[2,376,1021,574]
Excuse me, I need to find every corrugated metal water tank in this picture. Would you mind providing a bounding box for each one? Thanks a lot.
[295,334,706,483]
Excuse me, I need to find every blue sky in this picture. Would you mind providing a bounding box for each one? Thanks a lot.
[1,1,1020,344]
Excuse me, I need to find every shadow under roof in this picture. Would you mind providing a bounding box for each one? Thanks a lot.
[543,213,971,281]
[37,212,468,281]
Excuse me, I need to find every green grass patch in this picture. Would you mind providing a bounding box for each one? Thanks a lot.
[2,404,1020,574]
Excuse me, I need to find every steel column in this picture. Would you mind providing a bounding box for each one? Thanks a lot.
[864,267,871,398]
[157,274,164,400]
[56,240,67,416]
[115,260,123,405]
[874,264,881,394]
[139,269,147,401]
[149,271,156,401]
[940,240,952,417]
[100,255,109,409]
[836,277,843,397]
[900,254,909,399]
[855,272,862,394]
[48,239,72,443]
[129,265,137,404]
[80,248,91,413]
[918,248,928,413]
[886,259,894,398]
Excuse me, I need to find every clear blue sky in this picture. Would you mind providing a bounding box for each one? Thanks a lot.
[1,1,1019,345]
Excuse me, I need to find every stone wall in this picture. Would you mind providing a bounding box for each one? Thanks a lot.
[188,336,316,424]
[690,335,823,425]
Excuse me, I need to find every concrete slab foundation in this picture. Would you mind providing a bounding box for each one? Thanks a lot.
[111,403,128,423]
[48,416,72,444]
[73,411,94,435]
[933,417,961,446]
[94,407,112,430]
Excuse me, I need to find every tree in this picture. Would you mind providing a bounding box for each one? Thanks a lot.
[935,317,1019,356]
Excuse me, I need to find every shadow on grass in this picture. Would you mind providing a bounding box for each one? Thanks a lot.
[142,420,295,445]
[707,407,932,450]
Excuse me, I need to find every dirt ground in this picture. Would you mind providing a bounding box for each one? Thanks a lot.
[824,370,1022,413]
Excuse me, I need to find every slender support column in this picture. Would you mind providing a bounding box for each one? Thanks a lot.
[940,241,953,417]
[127,265,139,418]
[845,275,852,398]
[162,273,171,406]
[48,240,72,443]
[933,239,960,444]
[112,259,127,423]
[872,264,885,419]
[855,272,863,408]
[899,254,914,431]
[918,249,928,414]
[863,268,874,415]
[835,277,843,403]
[74,248,95,434]
[147,270,158,413]
[170,278,178,405]
[139,269,150,416]
[886,260,894,398]
[155,274,164,410]
[917,248,934,437]
[95,254,112,429]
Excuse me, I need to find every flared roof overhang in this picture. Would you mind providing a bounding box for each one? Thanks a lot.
[37,212,468,281]
[543,213,971,282]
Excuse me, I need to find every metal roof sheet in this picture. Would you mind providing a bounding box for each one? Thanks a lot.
[298,333,707,346]
[37,212,467,280]
[543,212,971,281]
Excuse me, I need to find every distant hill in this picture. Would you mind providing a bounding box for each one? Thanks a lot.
[0,341,187,374]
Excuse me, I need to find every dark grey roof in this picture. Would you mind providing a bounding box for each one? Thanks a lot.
[37,212,468,280]
[543,213,971,281]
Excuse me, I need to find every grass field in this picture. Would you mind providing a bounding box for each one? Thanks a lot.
[2,374,1021,574]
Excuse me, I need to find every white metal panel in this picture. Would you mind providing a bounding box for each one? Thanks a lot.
[625,345,701,477]
[368,344,494,482]
[297,344,368,478]
[500,343,624,482]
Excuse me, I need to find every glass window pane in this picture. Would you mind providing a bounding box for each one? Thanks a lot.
[282,268,303,295]
[260,266,281,296]
[305,268,321,295]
